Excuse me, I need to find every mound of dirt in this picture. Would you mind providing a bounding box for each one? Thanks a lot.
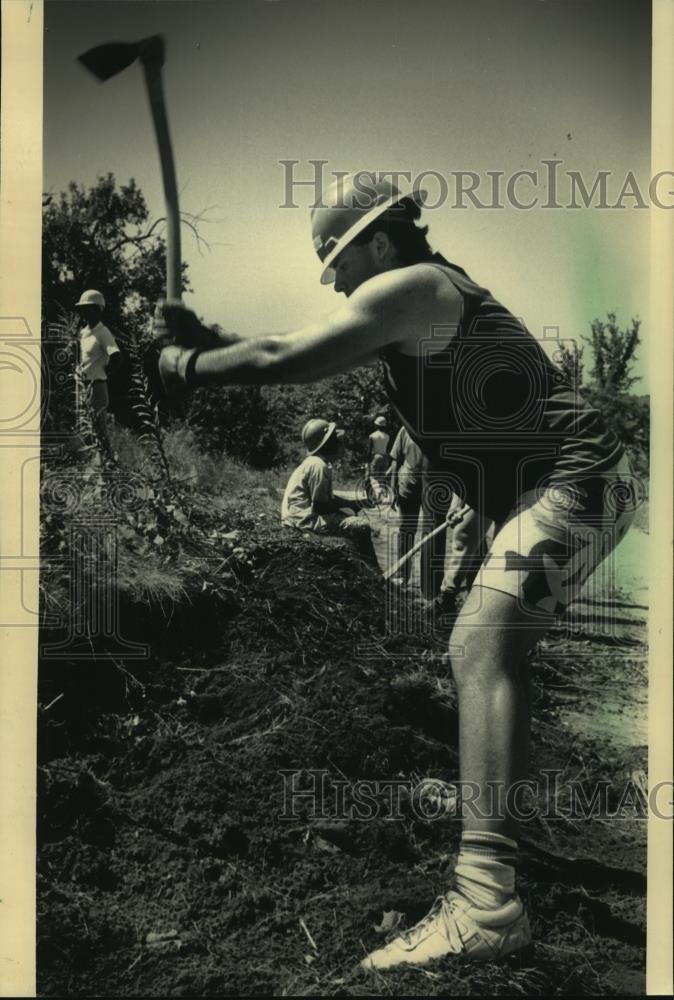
[37,524,647,996]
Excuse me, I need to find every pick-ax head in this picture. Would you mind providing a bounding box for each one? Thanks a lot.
[78,35,165,82]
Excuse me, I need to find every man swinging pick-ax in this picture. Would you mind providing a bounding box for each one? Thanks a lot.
[155,176,636,970]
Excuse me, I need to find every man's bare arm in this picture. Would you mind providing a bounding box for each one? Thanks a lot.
[159,267,439,390]
[192,305,385,385]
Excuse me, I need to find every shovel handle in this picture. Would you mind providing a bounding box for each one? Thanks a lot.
[383,518,450,582]
[142,60,181,301]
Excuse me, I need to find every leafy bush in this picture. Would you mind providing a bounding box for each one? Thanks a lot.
[183,384,281,467]
[181,362,394,470]
[265,365,394,466]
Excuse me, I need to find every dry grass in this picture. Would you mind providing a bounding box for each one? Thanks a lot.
[117,558,188,605]
[110,422,290,498]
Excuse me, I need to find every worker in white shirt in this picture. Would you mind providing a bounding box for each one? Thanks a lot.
[75,289,121,445]
[366,414,392,500]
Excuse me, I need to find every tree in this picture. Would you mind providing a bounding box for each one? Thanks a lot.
[555,339,584,390]
[42,173,187,331]
[585,313,641,394]
[42,174,191,437]
[42,173,390,470]
[555,313,648,476]
[183,364,393,470]
[582,314,648,475]
[263,365,394,469]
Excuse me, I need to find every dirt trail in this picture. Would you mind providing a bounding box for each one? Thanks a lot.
[38,519,647,996]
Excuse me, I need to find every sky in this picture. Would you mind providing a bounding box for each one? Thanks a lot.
[43,0,653,382]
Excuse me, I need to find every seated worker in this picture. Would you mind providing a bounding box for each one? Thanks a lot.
[281,418,378,564]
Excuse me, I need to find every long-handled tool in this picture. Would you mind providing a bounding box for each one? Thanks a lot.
[383,518,450,582]
[383,499,472,583]
[78,36,182,300]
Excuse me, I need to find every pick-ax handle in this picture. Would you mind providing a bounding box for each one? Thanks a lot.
[140,40,182,302]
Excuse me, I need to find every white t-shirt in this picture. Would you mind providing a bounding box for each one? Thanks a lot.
[389,426,429,489]
[281,455,333,531]
[79,322,120,382]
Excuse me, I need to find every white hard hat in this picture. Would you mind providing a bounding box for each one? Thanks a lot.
[311,174,427,285]
[76,289,105,309]
[374,415,387,427]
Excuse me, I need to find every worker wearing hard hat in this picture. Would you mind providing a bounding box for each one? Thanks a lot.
[281,418,376,563]
[367,415,391,474]
[365,414,392,502]
[156,174,635,971]
[74,289,121,445]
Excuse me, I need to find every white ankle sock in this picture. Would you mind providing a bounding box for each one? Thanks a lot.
[454,831,518,910]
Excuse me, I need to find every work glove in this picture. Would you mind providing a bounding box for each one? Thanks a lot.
[158,344,201,396]
[446,502,471,527]
[153,299,239,350]
[106,350,125,375]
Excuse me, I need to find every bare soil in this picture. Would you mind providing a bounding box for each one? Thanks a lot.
[37,516,647,996]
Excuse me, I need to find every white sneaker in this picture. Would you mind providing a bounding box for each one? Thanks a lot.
[361,892,531,971]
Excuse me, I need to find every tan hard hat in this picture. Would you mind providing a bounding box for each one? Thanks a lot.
[311,173,427,285]
[302,418,342,455]
[76,289,106,309]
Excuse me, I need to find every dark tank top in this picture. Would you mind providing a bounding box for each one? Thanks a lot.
[379,255,623,522]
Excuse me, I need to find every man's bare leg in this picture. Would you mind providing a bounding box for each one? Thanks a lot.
[360,583,545,970]
[449,584,550,836]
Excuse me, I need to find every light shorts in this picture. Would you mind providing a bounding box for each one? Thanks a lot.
[476,454,641,616]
